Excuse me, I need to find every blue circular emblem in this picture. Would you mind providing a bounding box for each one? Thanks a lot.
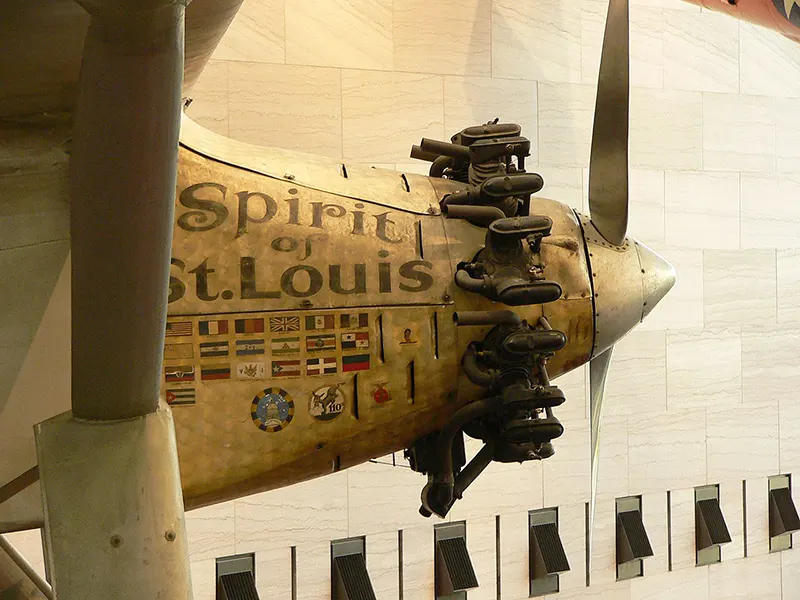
[251,387,294,432]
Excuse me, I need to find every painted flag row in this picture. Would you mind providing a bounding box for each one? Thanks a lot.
[166,312,370,337]
[166,332,369,361]
[164,354,371,383]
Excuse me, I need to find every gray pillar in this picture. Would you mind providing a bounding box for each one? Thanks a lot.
[70,0,184,421]
[36,2,193,598]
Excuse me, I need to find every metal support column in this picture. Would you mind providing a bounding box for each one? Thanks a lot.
[34,1,192,598]
[0,535,52,600]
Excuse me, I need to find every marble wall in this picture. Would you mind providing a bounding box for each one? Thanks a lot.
[7,0,800,599]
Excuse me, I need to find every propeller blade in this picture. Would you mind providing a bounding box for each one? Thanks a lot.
[589,346,614,554]
[587,0,630,246]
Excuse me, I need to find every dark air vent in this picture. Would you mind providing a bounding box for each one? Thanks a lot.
[696,498,732,550]
[333,553,376,600]
[530,522,570,576]
[617,510,654,564]
[218,572,260,600]
[435,522,479,598]
[770,487,800,537]
[438,537,479,592]
[216,553,258,600]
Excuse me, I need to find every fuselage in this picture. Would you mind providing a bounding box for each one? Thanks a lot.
[168,118,674,509]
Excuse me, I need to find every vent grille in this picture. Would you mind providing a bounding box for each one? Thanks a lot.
[438,537,479,591]
[618,510,654,560]
[531,522,570,575]
[697,498,732,548]
[218,572,260,600]
[770,487,800,536]
[334,553,376,600]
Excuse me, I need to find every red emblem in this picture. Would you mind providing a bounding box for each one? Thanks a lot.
[372,382,391,404]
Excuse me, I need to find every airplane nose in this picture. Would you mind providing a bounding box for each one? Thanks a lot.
[636,241,676,321]
[578,215,678,357]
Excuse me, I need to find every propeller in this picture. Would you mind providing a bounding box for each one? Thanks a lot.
[588,348,613,554]
[587,0,630,247]
[586,0,630,553]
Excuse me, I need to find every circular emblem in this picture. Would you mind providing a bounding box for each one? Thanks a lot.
[372,382,391,404]
[309,384,346,422]
[251,388,294,432]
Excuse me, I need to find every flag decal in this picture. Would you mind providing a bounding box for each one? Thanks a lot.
[166,321,193,337]
[306,357,337,376]
[235,339,265,356]
[165,365,195,383]
[306,333,336,352]
[271,360,301,378]
[198,319,228,336]
[201,364,231,381]
[199,341,229,358]
[235,318,265,334]
[342,354,370,372]
[237,362,266,380]
[271,337,301,354]
[340,313,369,329]
[305,314,335,330]
[341,331,370,349]
[164,343,194,360]
[166,388,196,406]
[269,316,300,332]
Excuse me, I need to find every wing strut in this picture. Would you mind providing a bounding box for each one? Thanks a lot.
[35,3,194,599]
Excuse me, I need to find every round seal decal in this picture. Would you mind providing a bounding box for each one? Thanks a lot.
[372,382,391,405]
[251,387,294,432]
[309,383,346,422]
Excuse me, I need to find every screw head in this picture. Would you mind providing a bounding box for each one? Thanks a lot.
[110,534,123,548]
[165,530,177,542]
